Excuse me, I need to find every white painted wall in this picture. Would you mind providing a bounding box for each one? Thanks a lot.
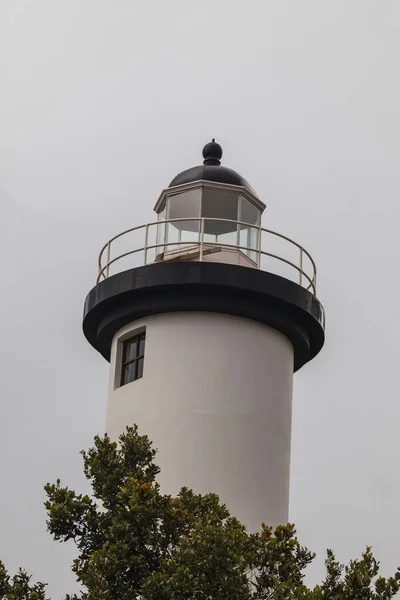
[106,311,294,531]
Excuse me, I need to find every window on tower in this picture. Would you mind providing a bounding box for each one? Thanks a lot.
[120,332,146,386]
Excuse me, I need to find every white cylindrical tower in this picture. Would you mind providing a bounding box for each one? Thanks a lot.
[106,313,293,530]
[83,140,325,531]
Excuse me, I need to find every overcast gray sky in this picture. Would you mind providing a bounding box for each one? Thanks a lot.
[1,0,400,597]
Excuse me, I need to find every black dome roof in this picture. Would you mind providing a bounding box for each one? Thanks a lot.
[169,140,258,198]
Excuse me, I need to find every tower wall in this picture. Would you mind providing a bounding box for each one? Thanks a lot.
[106,311,294,531]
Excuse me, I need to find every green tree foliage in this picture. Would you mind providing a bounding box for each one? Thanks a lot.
[0,562,47,600]
[2,425,400,599]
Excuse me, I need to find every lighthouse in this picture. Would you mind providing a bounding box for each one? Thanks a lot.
[83,140,325,531]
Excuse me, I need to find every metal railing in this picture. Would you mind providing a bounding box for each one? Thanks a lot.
[97,217,317,295]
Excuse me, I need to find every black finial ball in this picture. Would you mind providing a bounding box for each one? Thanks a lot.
[202,139,223,165]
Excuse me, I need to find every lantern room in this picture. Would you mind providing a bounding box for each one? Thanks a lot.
[153,140,266,266]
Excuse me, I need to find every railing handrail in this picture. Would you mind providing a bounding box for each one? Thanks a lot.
[98,217,266,269]
[96,216,317,295]
[98,217,316,270]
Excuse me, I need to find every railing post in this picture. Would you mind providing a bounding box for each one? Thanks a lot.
[144,224,149,265]
[257,226,262,269]
[199,218,205,261]
[299,247,303,287]
[98,253,102,283]
[106,242,111,279]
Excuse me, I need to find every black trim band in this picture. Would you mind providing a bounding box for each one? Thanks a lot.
[83,262,325,372]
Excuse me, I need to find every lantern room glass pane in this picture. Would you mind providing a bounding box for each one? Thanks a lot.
[238,197,260,263]
[201,189,239,238]
[157,200,167,220]
[156,203,167,250]
[164,189,201,250]
[202,189,238,224]
[167,189,201,229]
[238,196,261,226]
[239,225,259,263]
[165,219,200,249]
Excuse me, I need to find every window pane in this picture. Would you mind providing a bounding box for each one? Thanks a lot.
[165,221,199,251]
[202,189,239,220]
[137,358,144,379]
[167,189,201,225]
[239,224,259,263]
[125,339,137,362]
[165,190,201,252]
[217,229,239,246]
[158,202,166,220]
[122,362,136,385]
[120,333,146,386]
[156,221,166,247]
[239,224,259,250]
[156,204,167,254]
[138,334,145,357]
[202,189,239,236]
[239,196,260,225]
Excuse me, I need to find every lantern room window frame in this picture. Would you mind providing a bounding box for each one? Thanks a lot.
[154,180,266,217]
